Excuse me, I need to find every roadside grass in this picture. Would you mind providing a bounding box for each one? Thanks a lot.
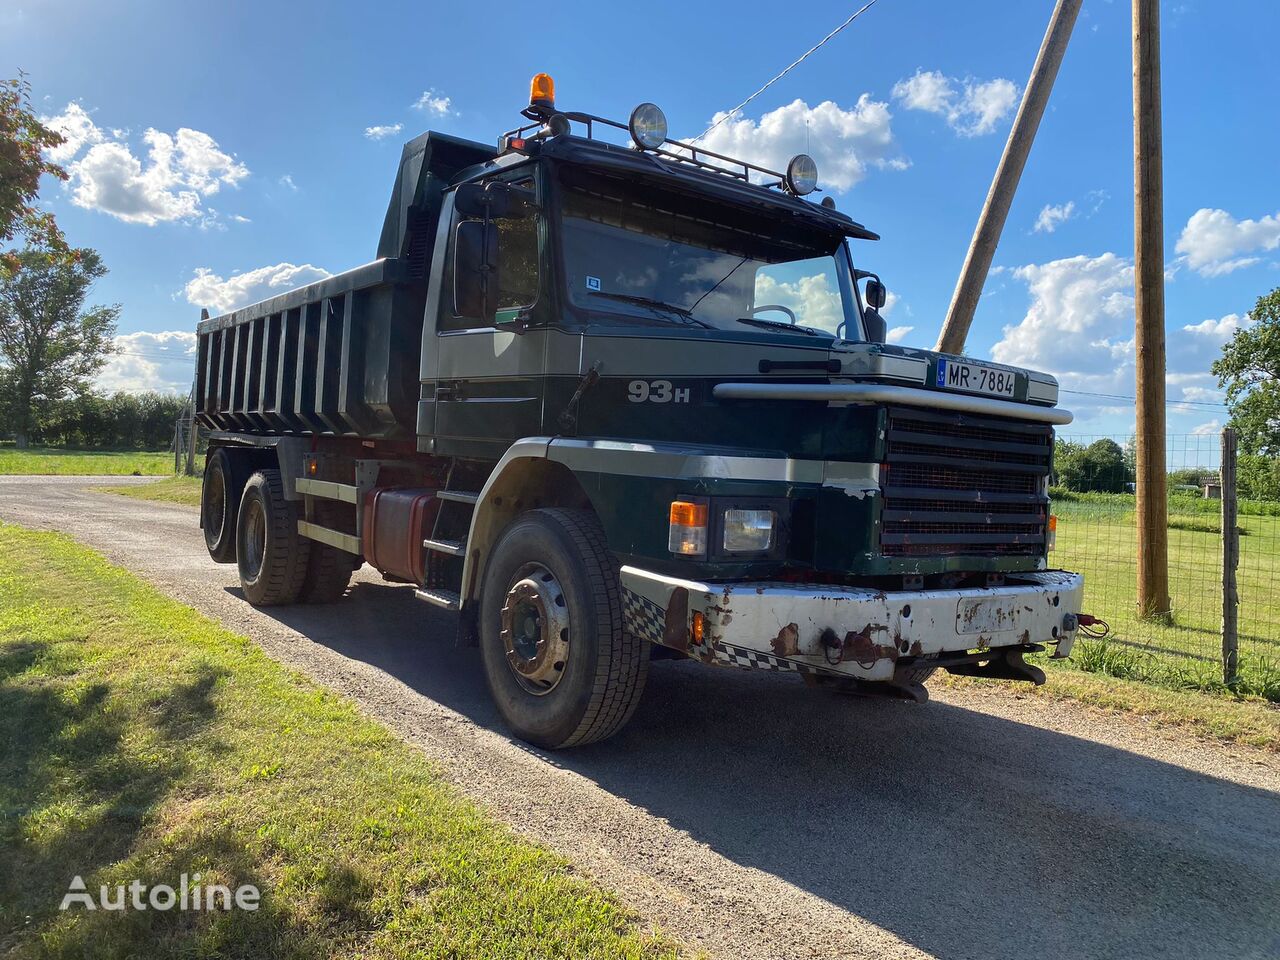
[99,475,202,506]
[938,667,1280,751]
[0,523,681,960]
[0,448,172,476]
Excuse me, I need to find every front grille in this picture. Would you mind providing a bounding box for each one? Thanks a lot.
[880,407,1052,558]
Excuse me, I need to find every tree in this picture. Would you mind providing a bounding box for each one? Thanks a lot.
[1213,286,1280,456]
[0,74,68,273]
[0,249,118,447]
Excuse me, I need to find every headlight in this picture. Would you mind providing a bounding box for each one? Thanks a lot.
[723,508,775,553]
[629,102,668,150]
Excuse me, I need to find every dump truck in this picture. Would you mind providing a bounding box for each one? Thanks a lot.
[194,74,1084,748]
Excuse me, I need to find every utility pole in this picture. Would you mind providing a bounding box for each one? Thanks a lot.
[1133,0,1170,620]
[935,0,1082,355]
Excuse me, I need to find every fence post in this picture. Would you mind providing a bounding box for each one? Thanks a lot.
[1221,427,1239,685]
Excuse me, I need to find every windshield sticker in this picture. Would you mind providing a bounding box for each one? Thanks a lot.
[586,276,601,292]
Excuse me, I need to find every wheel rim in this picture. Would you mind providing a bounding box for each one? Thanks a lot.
[241,498,266,581]
[205,467,226,538]
[499,563,570,696]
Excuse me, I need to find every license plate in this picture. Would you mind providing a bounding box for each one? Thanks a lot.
[935,358,1016,398]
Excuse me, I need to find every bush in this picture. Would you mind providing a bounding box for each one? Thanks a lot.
[25,391,187,450]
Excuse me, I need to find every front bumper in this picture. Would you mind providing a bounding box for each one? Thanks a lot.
[620,568,1084,682]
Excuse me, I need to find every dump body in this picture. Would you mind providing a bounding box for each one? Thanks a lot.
[195,132,492,439]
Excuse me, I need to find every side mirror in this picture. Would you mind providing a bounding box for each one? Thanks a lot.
[453,220,498,319]
[863,308,887,344]
[864,278,887,310]
[454,181,535,220]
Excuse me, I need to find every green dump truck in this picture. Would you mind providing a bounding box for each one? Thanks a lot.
[195,75,1084,748]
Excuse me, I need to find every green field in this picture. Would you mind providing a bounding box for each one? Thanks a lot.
[0,523,679,959]
[1049,490,1280,701]
[100,474,203,506]
[0,447,174,476]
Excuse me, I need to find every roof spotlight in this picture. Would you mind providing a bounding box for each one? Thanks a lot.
[628,102,668,151]
[785,154,819,196]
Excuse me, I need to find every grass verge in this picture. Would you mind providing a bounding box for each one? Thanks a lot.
[0,523,681,959]
[99,475,203,506]
[0,448,173,476]
[939,658,1280,752]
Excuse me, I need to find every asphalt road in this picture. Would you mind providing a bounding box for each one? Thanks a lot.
[3,475,1279,960]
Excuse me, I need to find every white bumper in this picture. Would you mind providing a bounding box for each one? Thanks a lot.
[620,568,1084,682]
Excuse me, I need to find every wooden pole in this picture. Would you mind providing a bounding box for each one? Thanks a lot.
[1221,427,1239,684]
[935,0,1083,355]
[1133,0,1170,620]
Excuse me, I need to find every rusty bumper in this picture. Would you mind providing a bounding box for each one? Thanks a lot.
[620,568,1085,682]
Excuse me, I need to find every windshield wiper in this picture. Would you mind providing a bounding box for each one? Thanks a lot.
[588,291,713,328]
[736,316,820,336]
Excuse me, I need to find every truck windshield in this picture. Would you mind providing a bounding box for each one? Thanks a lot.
[557,170,863,339]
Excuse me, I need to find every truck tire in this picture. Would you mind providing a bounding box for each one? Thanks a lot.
[202,447,249,563]
[479,508,648,749]
[898,663,938,685]
[299,501,356,603]
[301,543,356,603]
[236,470,310,606]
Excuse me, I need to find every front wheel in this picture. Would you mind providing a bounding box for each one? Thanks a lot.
[479,508,648,749]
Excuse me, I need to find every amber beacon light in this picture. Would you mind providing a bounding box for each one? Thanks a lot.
[529,73,556,110]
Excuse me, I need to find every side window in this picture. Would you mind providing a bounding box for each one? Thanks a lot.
[494,189,538,311]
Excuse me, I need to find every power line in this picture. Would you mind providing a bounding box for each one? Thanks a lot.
[693,0,882,143]
[1061,388,1227,409]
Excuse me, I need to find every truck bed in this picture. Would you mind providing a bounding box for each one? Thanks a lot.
[193,130,494,439]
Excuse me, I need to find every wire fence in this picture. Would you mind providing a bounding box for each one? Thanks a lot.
[1051,431,1280,700]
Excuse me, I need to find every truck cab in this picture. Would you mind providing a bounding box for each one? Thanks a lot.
[194,75,1083,748]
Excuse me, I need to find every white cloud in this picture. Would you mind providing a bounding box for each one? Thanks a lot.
[364,123,403,141]
[1191,419,1222,436]
[41,102,103,163]
[693,96,906,193]
[42,103,249,226]
[886,325,915,344]
[892,69,1020,137]
[279,174,297,191]
[96,330,197,394]
[413,89,453,116]
[1034,200,1076,234]
[184,262,331,315]
[1175,208,1280,277]
[1182,313,1249,341]
[989,253,1137,411]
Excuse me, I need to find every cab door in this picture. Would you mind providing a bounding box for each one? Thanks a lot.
[426,172,547,460]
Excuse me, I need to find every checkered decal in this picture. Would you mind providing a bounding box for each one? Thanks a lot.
[622,589,820,676]
[712,642,814,674]
[622,588,667,646]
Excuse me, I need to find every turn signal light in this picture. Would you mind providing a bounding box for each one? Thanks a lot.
[529,73,555,109]
[691,611,706,645]
[669,500,708,556]
[1047,514,1058,552]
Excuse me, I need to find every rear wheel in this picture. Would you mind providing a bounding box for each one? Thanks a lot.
[479,508,648,749]
[202,447,248,563]
[300,501,356,603]
[237,470,310,606]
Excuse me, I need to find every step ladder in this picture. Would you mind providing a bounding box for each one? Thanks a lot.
[413,470,479,612]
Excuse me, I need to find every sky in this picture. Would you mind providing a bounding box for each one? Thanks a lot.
[3,0,1278,441]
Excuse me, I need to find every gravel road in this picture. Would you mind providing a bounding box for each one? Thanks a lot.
[3,475,1279,960]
